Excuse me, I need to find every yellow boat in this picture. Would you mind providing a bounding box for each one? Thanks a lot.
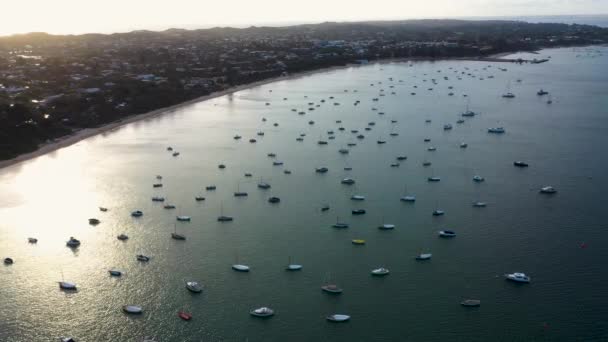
[352,239,366,245]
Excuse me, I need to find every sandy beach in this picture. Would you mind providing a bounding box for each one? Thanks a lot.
[0,54,527,171]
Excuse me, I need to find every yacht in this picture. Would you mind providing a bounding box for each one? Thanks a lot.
[232,264,250,272]
[321,284,343,294]
[317,140,328,145]
[315,167,329,173]
[473,175,485,182]
[371,267,390,276]
[332,218,349,229]
[488,127,505,134]
[438,230,456,238]
[352,209,366,215]
[513,161,529,167]
[462,110,476,117]
[400,194,416,202]
[244,173,252,177]
[424,138,431,142]
[171,232,186,240]
[390,162,400,167]
[456,119,465,124]
[422,161,432,166]
[540,186,557,194]
[341,178,355,185]
[176,216,191,222]
[136,254,150,262]
[377,139,386,144]
[61,338,77,342]
[108,269,122,277]
[131,210,143,217]
[122,305,143,314]
[415,253,432,260]
[286,258,303,271]
[172,152,180,157]
[66,237,81,248]
[502,92,515,98]
[250,307,275,318]
[351,195,365,201]
[378,223,396,230]
[432,210,445,216]
[117,234,129,241]
[267,153,276,158]
[326,314,350,322]
[284,170,292,174]
[59,281,77,290]
[321,204,330,212]
[234,191,248,197]
[461,299,481,307]
[186,281,203,293]
[505,272,531,283]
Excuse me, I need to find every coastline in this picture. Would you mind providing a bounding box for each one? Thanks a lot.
[0,46,578,170]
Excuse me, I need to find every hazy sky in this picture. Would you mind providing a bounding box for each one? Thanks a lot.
[2,0,607,36]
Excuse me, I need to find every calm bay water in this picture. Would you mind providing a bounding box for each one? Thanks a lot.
[1,46,608,341]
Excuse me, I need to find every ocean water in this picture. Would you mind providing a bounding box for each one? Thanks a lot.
[0,46,607,341]
[462,14,608,27]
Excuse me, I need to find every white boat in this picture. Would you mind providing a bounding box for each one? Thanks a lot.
[432,209,445,216]
[66,237,80,248]
[186,281,203,293]
[59,281,77,290]
[400,195,416,202]
[351,195,365,201]
[232,264,250,272]
[540,186,557,194]
[257,181,271,189]
[326,314,350,322]
[438,230,456,238]
[505,272,531,283]
[123,305,143,314]
[250,307,275,317]
[341,178,355,185]
[378,223,395,230]
[321,284,343,294]
[286,257,302,271]
[461,299,481,307]
[416,253,432,260]
[472,201,487,207]
[61,337,77,342]
[371,267,390,276]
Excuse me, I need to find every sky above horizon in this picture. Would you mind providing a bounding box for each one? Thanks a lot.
[2,0,608,36]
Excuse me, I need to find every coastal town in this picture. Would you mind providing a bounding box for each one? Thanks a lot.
[1,19,607,161]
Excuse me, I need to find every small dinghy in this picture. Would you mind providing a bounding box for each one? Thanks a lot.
[327,314,350,322]
[123,305,143,314]
[250,307,275,318]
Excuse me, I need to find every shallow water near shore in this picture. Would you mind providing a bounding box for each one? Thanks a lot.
[1,46,607,341]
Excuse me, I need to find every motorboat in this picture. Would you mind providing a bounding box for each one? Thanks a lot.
[341,178,355,185]
[396,156,407,161]
[371,267,390,276]
[218,164,226,169]
[249,139,257,143]
[416,253,432,260]
[339,148,349,154]
[351,195,365,201]
[123,305,143,314]
[422,161,432,166]
[321,284,343,294]
[432,210,445,216]
[505,272,531,283]
[136,254,150,262]
[539,186,557,194]
[488,127,505,134]
[352,239,366,245]
[186,281,203,293]
[472,201,487,207]
[176,216,191,221]
[378,223,395,230]
[423,138,431,142]
[244,173,252,177]
[131,210,143,217]
[321,205,330,212]
[352,209,366,215]
[513,161,529,167]
[284,170,292,174]
[250,307,275,318]
[117,234,129,241]
[326,314,350,322]
[268,197,281,203]
[66,237,81,248]
[232,264,250,272]
[390,162,400,167]
[473,175,485,182]
[461,299,481,307]
[109,269,122,277]
[438,230,456,238]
